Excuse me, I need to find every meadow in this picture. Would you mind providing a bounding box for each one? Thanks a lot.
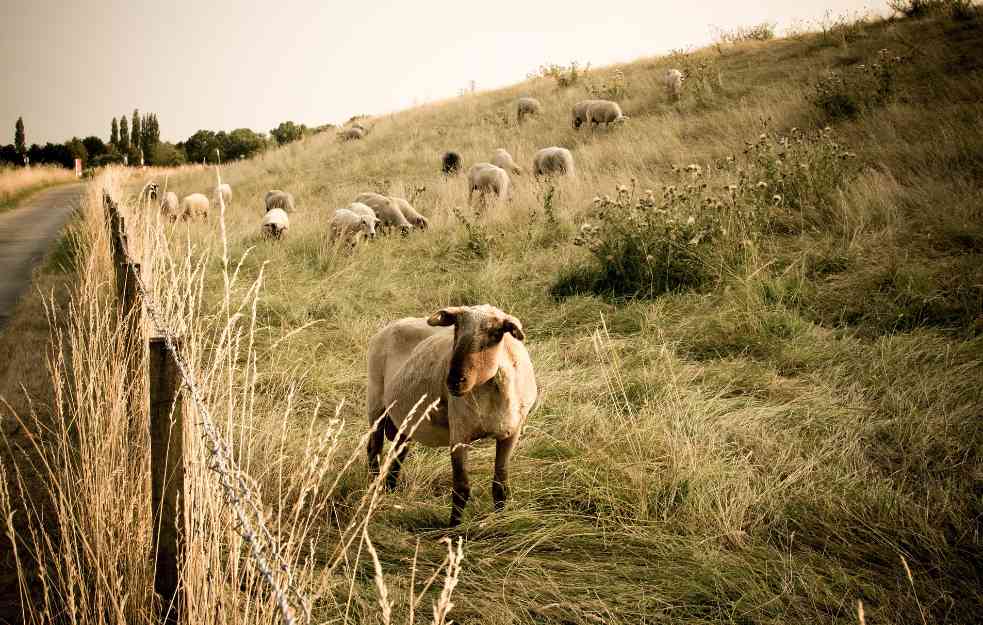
[1,6,981,625]
[0,165,77,212]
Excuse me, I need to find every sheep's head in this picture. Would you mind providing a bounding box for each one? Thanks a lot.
[412,215,429,230]
[428,304,525,397]
[360,215,380,239]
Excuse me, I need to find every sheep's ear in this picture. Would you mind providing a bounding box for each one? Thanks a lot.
[428,307,462,327]
[502,316,525,341]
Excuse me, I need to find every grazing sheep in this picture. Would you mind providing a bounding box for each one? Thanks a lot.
[339,127,366,141]
[491,148,522,176]
[467,163,510,205]
[160,191,179,221]
[348,201,377,219]
[180,193,209,220]
[330,208,379,244]
[533,147,575,178]
[390,197,429,230]
[215,183,232,206]
[516,97,542,122]
[265,190,295,212]
[586,100,627,128]
[355,192,412,233]
[571,99,603,129]
[442,151,462,175]
[261,208,289,239]
[665,68,684,100]
[366,304,537,526]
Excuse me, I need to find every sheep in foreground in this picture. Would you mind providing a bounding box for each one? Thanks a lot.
[215,183,232,206]
[516,97,542,122]
[491,148,522,176]
[355,192,412,233]
[571,99,602,128]
[366,304,538,526]
[261,208,289,239]
[586,100,627,128]
[339,127,366,141]
[665,68,683,100]
[180,193,209,220]
[160,191,179,221]
[348,202,377,219]
[467,163,510,205]
[442,151,462,175]
[390,197,429,230]
[330,208,379,244]
[265,190,295,212]
[533,147,575,178]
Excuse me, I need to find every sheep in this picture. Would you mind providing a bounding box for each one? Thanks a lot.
[355,192,412,234]
[339,127,366,141]
[516,97,542,123]
[265,190,295,212]
[586,100,627,128]
[390,197,429,230]
[261,208,289,239]
[571,99,603,129]
[665,68,683,100]
[160,191,179,221]
[491,148,522,176]
[215,183,232,206]
[180,193,209,220]
[442,151,462,175]
[467,163,510,205]
[533,147,575,178]
[366,304,538,526]
[348,201,377,219]
[330,208,379,244]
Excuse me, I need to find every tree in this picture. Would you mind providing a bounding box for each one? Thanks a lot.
[82,136,106,158]
[222,128,265,160]
[151,142,186,166]
[110,117,119,146]
[270,121,306,146]
[141,113,160,164]
[119,115,130,153]
[66,137,88,167]
[183,129,220,163]
[0,144,19,165]
[14,117,26,158]
[131,109,141,160]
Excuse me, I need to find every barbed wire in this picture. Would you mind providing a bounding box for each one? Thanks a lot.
[105,192,310,625]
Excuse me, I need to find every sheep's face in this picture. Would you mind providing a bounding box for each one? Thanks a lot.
[413,216,429,230]
[428,305,525,397]
[360,216,379,239]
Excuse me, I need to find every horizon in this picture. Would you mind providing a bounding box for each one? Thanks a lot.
[2,0,875,145]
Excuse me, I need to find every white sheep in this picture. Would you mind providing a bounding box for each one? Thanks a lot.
[467,163,510,205]
[491,148,522,176]
[390,197,429,230]
[665,68,684,100]
[366,304,538,526]
[586,100,627,128]
[160,191,179,221]
[348,201,377,219]
[339,127,366,141]
[261,208,289,239]
[355,192,412,233]
[265,190,295,212]
[571,99,603,129]
[516,97,542,123]
[330,208,379,245]
[533,147,575,177]
[180,193,209,220]
[215,183,232,206]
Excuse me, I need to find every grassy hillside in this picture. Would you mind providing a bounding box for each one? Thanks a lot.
[119,9,981,625]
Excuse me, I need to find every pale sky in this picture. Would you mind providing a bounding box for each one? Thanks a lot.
[1,0,875,145]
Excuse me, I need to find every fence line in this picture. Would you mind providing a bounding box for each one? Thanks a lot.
[103,191,309,625]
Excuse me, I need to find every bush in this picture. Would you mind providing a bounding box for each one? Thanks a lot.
[714,21,777,44]
[887,0,977,18]
[811,49,908,119]
[533,62,588,88]
[584,69,628,100]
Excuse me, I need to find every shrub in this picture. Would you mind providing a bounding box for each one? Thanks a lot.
[533,62,588,88]
[810,49,908,119]
[585,69,628,100]
[714,21,777,44]
[887,0,976,18]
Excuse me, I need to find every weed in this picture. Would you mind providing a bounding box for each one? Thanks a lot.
[533,61,588,88]
[811,48,908,119]
[585,69,628,100]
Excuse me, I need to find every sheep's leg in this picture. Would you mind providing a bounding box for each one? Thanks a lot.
[385,434,410,491]
[492,434,517,511]
[449,445,471,527]
[367,415,387,478]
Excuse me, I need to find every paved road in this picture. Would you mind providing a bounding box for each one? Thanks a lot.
[0,183,85,329]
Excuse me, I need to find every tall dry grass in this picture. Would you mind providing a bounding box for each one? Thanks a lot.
[0,165,76,210]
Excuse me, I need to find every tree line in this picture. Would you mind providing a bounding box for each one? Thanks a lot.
[1,115,335,169]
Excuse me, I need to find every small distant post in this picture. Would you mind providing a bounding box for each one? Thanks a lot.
[149,336,185,624]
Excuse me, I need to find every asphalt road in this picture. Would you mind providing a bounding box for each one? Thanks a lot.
[0,183,85,330]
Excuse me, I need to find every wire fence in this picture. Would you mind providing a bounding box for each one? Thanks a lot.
[103,190,310,624]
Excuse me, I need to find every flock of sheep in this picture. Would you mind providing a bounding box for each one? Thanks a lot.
[149,68,684,526]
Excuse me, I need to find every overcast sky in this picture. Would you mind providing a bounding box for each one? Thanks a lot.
[1,0,876,145]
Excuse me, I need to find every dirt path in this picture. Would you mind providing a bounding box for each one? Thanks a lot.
[0,183,85,330]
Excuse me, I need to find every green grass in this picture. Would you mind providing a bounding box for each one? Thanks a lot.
[125,11,982,624]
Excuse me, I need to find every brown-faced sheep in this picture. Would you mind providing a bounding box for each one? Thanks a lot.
[442,151,462,175]
[261,208,289,239]
[586,100,627,128]
[467,163,510,205]
[533,147,575,177]
[339,127,366,141]
[571,99,603,129]
[391,197,429,230]
[366,304,538,526]
[265,190,295,212]
[516,97,542,122]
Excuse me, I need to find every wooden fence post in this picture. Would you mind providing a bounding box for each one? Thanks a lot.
[149,336,185,624]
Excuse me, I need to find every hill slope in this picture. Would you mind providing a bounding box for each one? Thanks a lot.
[140,10,981,625]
